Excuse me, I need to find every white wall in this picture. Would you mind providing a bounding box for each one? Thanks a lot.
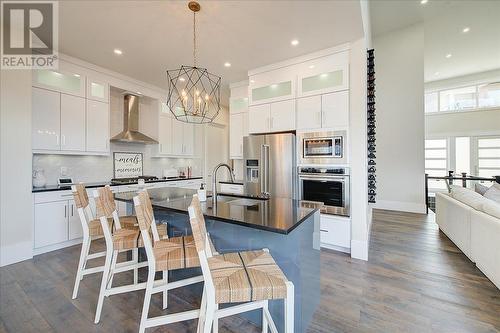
[350,37,370,260]
[426,109,500,138]
[0,70,33,266]
[373,24,426,214]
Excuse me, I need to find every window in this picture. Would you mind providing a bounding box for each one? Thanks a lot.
[425,139,448,189]
[477,137,500,178]
[439,86,476,111]
[455,137,470,175]
[425,81,500,113]
[478,82,500,108]
[425,92,438,113]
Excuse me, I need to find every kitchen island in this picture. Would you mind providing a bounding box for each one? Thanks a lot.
[115,187,322,333]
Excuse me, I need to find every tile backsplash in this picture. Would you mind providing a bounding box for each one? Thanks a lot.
[33,142,203,185]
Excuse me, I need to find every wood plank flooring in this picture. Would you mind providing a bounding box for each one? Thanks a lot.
[0,209,499,332]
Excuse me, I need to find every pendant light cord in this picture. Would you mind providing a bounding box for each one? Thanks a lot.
[193,11,197,67]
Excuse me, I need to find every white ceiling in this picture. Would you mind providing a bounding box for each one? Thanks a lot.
[370,0,500,83]
[59,1,364,102]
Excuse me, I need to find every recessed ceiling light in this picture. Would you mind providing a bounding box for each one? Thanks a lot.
[224,62,231,67]
[308,65,315,69]
[136,91,142,95]
[113,49,123,55]
[420,0,428,4]
[446,53,452,58]
[179,77,186,82]
[53,72,62,76]
[250,79,255,83]
[462,27,470,33]
[434,71,440,76]
[270,84,278,88]
[73,74,80,77]
[291,39,299,46]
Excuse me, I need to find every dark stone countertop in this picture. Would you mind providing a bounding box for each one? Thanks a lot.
[114,187,322,235]
[32,177,203,193]
[218,180,244,185]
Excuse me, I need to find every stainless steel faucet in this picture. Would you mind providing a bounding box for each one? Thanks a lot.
[212,163,235,207]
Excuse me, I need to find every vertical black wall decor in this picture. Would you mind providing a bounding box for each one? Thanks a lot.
[367,49,377,203]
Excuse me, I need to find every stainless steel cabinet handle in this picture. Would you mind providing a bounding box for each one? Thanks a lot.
[270,117,274,129]
[320,229,328,232]
[71,204,74,216]
[64,205,67,218]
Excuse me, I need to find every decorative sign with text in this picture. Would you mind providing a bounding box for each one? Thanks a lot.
[113,152,143,178]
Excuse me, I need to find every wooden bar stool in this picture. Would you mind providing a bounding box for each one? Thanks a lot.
[188,195,294,333]
[71,183,113,299]
[133,190,205,333]
[92,187,166,324]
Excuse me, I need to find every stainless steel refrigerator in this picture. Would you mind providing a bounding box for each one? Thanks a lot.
[243,133,297,199]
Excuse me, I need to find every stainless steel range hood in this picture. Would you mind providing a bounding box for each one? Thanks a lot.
[110,94,158,144]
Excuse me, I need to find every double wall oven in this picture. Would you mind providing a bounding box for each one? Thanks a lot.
[298,131,350,217]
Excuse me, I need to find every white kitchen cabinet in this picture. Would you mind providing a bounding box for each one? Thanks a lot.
[86,100,110,153]
[230,113,245,158]
[87,77,109,103]
[248,104,271,134]
[34,201,69,249]
[183,123,195,156]
[320,214,351,253]
[33,69,86,97]
[32,88,61,150]
[68,199,83,240]
[158,114,173,155]
[229,97,248,114]
[322,91,349,129]
[171,120,185,155]
[61,94,86,151]
[296,95,322,130]
[220,183,244,195]
[298,66,348,97]
[248,100,295,134]
[270,99,295,132]
[248,66,296,105]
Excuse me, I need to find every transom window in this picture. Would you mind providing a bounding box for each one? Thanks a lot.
[425,81,500,113]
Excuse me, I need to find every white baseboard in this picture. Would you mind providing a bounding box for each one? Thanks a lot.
[0,241,33,267]
[33,238,82,256]
[350,239,368,261]
[374,200,426,214]
[321,243,350,254]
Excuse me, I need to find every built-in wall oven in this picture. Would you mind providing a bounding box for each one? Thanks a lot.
[298,167,350,216]
[298,131,347,165]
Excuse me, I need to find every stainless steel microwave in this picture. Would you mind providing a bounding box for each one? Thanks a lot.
[298,131,347,165]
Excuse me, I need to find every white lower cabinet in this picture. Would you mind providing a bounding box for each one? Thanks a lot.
[34,200,69,249]
[68,199,83,240]
[220,183,244,195]
[320,214,351,252]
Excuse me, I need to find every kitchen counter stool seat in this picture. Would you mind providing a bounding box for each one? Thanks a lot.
[133,190,205,333]
[188,194,294,333]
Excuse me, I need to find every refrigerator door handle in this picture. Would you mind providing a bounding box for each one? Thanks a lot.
[261,144,270,196]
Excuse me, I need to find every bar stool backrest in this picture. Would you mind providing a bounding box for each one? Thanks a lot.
[136,190,161,242]
[133,193,156,271]
[97,185,122,229]
[72,183,94,237]
[188,195,215,295]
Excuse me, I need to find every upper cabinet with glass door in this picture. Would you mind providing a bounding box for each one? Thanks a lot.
[248,67,295,105]
[33,69,86,97]
[86,77,109,103]
[297,50,349,98]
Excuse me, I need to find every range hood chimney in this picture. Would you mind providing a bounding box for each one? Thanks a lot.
[110,94,158,144]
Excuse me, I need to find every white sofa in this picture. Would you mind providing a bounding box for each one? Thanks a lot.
[436,191,500,289]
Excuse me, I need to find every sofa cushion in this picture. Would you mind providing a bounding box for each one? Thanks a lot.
[481,198,500,219]
[484,183,500,204]
[450,185,485,210]
[474,183,489,196]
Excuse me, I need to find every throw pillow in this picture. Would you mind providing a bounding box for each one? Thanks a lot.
[474,183,489,196]
[449,185,485,210]
[481,198,500,219]
[484,183,500,204]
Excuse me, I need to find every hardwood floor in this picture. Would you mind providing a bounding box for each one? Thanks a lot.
[1,209,499,332]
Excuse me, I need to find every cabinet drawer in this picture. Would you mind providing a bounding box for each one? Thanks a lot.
[34,190,74,203]
[320,215,351,248]
[220,183,244,195]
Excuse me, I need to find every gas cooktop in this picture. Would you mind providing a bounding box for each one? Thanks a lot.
[110,175,159,185]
